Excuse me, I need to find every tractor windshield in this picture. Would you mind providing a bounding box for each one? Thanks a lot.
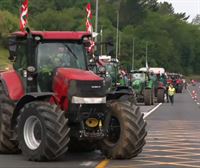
[106,64,115,73]
[105,63,117,80]
[37,42,87,71]
[131,73,146,82]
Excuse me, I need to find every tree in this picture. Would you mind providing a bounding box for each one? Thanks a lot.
[0,10,18,46]
[192,14,200,25]
[157,2,174,15]
[119,0,146,28]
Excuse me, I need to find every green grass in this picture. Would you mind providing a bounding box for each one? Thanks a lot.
[0,47,10,70]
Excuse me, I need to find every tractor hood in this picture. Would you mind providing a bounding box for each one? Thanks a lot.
[132,79,143,93]
[53,68,106,98]
[56,68,102,81]
[132,79,142,87]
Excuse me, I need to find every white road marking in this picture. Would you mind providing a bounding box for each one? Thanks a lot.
[80,161,95,166]
[143,103,162,119]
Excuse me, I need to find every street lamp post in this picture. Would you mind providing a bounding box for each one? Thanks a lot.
[95,0,99,42]
[132,38,135,70]
[145,41,148,69]
[116,11,119,60]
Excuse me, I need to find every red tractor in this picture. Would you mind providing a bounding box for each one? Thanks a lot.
[0,29,146,161]
[167,73,183,93]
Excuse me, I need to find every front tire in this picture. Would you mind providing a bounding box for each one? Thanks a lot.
[99,100,147,159]
[17,101,70,161]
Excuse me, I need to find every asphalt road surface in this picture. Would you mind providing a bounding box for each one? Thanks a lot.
[0,83,199,168]
[105,83,200,168]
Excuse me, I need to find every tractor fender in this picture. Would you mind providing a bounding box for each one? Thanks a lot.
[107,86,136,100]
[11,92,54,129]
[0,70,24,101]
[145,86,152,90]
[115,86,135,96]
[157,86,165,90]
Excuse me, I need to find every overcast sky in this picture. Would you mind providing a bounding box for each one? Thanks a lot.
[157,0,200,22]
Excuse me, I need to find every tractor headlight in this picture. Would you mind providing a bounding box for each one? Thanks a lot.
[27,66,36,72]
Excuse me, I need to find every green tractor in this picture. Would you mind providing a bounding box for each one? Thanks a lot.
[130,70,154,105]
[139,67,166,103]
[89,55,137,104]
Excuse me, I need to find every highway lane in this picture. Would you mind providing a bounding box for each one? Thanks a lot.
[105,83,200,168]
[1,84,197,168]
[0,102,156,168]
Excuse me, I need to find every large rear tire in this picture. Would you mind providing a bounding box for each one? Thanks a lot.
[17,101,70,161]
[157,89,165,103]
[144,89,152,105]
[0,85,19,153]
[99,100,147,159]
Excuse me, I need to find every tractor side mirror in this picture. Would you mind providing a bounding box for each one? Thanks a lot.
[8,37,17,61]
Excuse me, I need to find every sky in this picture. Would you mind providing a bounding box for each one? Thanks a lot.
[157,0,200,22]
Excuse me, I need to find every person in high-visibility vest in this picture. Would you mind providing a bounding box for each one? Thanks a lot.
[168,83,176,105]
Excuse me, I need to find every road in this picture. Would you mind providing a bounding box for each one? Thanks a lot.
[0,83,199,168]
[105,83,200,168]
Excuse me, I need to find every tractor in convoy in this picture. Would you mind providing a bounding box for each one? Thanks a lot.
[167,73,183,93]
[91,55,137,104]
[139,67,166,103]
[129,70,154,105]
[0,29,147,161]
[90,42,137,103]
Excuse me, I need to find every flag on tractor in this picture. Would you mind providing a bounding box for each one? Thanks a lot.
[20,0,28,32]
[88,40,95,52]
[85,1,95,53]
[86,2,93,33]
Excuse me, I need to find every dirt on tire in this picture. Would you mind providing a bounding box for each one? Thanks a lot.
[99,100,147,159]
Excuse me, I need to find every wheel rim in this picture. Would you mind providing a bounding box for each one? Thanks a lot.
[105,116,120,146]
[23,116,42,150]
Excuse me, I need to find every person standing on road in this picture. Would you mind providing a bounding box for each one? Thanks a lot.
[182,78,187,89]
[168,83,176,105]
[166,82,170,103]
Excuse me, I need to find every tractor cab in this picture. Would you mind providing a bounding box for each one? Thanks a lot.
[8,31,92,92]
[130,70,147,83]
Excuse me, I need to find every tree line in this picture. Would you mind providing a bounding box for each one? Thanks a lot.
[0,0,200,74]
